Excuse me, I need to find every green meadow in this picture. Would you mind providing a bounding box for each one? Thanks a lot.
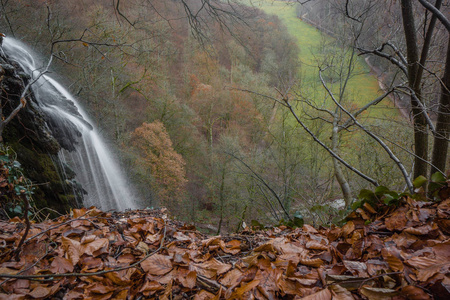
[256,1,396,120]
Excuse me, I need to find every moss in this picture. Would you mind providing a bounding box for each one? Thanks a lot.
[3,136,80,215]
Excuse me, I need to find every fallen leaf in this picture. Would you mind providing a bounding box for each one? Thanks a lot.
[140,254,173,275]
[360,286,398,300]
[61,236,82,265]
[302,288,332,300]
[329,284,354,300]
[401,286,431,300]
[228,279,259,299]
[50,256,74,273]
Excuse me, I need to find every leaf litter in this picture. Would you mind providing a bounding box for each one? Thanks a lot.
[0,195,449,299]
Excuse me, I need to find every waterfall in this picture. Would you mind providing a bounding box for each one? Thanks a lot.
[2,37,138,211]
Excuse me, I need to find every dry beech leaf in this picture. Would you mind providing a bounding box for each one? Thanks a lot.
[300,255,324,268]
[160,279,173,300]
[140,254,173,275]
[194,290,216,300]
[303,224,318,233]
[302,288,332,300]
[407,256,438,269]
[326,274,370,291]
[28,283,60,299]
[401,286,431,300]
[50,256,74,273]
[253,242,277,253]
[84,238,109,256]
[306,240,328,250]
[173,231,190,241]
[184,271,197,289]
[139,280,163,293]
[385,208,408,231]
[329,284,354,300]
[220,269,243,287]
[229,279,259,299]
[360,286,398,300]
[404,225,432,236]
[224,240,241,254]
[382,252,404,272]
[61,236,82,266]
[363,202,377,214]
[356,208,370,220]
[343,260,368,276]
[416,261,450,282]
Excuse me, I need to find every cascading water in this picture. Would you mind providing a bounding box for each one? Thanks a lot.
[2,37,138,211]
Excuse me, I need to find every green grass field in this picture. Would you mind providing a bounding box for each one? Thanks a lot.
[256,1,396,120]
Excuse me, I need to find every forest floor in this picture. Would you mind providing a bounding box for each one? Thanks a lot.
[0,186,449,299]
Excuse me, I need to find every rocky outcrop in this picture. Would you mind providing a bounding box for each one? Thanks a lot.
[0,39,82,214]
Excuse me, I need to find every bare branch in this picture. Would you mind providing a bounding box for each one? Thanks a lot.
[338,89,395,132]
[225,151,292,221]
[417,0,450,32]
[319,68,414,193]
[284,100,379,187]
[395,86,436,133]
[357,44,408,76]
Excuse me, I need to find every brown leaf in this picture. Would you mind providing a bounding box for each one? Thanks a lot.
[360,286,398,300]
[139,280,163,293]
[193,290,216,300]
[306,240,328,251]
[184,270,197,289]
[140,254,173,275]
[382,250,404,272]
[223,240,241,254]
[50,256,74,273]
[61,236,82,266]
[228,279,259,299]
[28,283,60,299]
[83,238,109,256]
[385,207,408,231]
[72,208,87,218]
[302,288,332,300]
[173,231,190,241]
[87,282,116,295]
[401,286,431,300]
[326,274,370,291]
[192,258,232,279]
[329,284,354,300]
[342,221,355,237]
[343,260,368,277]
[363,202,377,214]
[104,269,134,286]
[253,242,277,253]
[416,261,450,282]
[300,254,324,268]
[403,225,433,236]
[220,269,243,287]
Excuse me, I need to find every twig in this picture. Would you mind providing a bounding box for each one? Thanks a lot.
[14,194,30,261]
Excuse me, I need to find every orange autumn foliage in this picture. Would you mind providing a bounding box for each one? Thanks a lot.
[132,121,187,204]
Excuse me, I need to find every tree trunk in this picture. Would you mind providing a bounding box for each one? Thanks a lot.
[401,0,429,178]
[430,36,450,176]
[332,112,352,206]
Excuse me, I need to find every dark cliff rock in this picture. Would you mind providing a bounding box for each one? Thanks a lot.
[0,42,82,214]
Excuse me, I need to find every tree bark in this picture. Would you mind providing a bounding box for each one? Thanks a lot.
[332,112,352,206]
[401,0,429,178]
[430,36,450,176]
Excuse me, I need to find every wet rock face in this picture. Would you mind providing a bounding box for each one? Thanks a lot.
[0,45,82,214]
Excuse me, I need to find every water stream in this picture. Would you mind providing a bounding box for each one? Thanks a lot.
[2,37,138,211]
